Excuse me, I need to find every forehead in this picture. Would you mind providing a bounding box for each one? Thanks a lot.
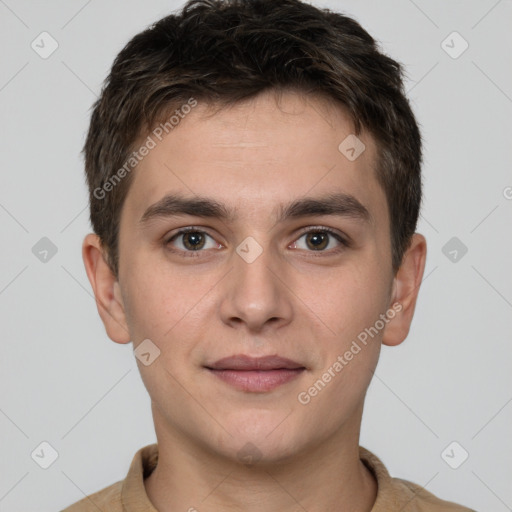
[121,90,387,227]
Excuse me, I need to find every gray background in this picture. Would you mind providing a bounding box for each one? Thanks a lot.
[1,0,511,510]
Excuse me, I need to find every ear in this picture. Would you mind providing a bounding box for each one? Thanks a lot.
[82,233,131,344]
[382,233,427,347]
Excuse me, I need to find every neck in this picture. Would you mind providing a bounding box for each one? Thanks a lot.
[145,405,377,512]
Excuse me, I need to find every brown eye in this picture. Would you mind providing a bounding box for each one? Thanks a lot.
[181,231,206,250]
[305,232,329,251]
[291,227,348,254]
[165,228,220,255]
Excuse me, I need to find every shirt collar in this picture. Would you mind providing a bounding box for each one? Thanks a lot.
[121,443,411,511]
[121,443,159,511]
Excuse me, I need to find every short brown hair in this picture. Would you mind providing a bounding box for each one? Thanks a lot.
[84,0,422,277]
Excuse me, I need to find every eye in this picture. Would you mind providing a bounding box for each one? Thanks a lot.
[290,226,348,253]
[164,225,349,258]
[165,227,221,256]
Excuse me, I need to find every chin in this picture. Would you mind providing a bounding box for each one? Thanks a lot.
[216,411,305,464]
[225,437,302,466]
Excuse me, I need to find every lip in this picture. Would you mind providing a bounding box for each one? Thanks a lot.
[205,355,306,392]
[207,354,304,371]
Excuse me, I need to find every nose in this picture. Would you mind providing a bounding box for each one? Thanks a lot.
[218,237,294,333]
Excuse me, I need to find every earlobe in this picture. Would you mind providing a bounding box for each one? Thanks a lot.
[82,233,131,344]
[382,233,427,347]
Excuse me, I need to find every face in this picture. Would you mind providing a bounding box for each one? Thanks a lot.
[86,90,420,464]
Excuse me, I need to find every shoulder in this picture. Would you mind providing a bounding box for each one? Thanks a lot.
[59,443,158,512]
[391,477,477,512]
[60,480,123,512]
[359,446,477,512]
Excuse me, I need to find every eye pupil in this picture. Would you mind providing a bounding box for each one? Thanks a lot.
[183,232,205,250]
[306,232,328,250]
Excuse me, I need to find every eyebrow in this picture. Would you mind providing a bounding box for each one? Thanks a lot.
[139,192,371,226]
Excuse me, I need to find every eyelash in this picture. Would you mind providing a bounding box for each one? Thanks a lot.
[164,225,349,258]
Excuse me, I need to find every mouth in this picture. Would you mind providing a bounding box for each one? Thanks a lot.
[204,355,306,393]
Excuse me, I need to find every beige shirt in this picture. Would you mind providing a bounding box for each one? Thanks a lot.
[61,444,476,511]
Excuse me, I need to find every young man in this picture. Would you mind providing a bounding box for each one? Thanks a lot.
[63,0,476,510]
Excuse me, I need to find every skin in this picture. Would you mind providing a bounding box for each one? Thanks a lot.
[83,90,426,512]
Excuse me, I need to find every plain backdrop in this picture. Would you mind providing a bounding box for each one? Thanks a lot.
[0,1,511,510]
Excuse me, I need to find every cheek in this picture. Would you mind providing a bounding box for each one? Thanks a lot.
[121,265,210,377]
[294,338,379,443]
[308,267,389,340]
[122,244,192,324]
[121,270,178,341]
